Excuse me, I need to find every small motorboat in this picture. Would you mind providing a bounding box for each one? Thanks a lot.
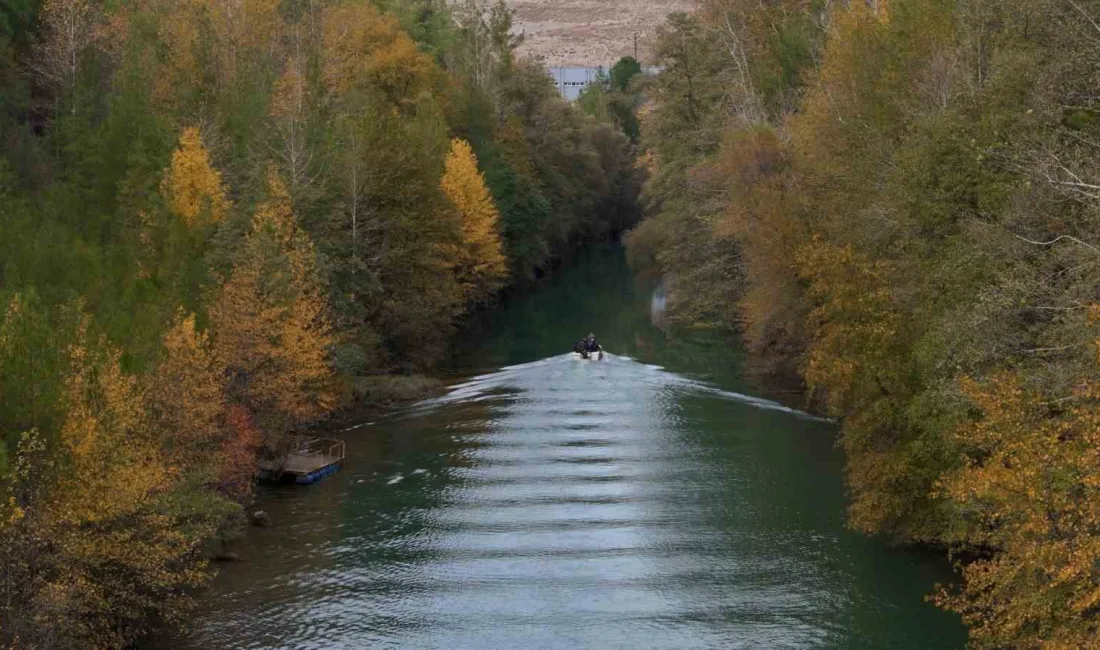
[574,347,604,361]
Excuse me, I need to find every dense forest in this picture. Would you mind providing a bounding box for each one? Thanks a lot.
[0,0,641,646]
[627,0,1100,646]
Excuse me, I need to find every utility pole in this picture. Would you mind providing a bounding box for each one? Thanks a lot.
[634,33,638,61]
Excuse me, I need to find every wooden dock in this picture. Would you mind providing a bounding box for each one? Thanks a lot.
[282,436,346,485]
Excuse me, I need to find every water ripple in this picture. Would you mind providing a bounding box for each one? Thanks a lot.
[179,352,961,650]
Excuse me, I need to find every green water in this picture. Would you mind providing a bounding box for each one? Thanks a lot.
[180,245,966,649]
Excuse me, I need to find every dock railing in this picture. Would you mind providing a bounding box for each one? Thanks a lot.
[283,436,346,476]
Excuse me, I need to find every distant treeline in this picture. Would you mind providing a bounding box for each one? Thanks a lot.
[0,0,641,646]
[628,0,1100,646]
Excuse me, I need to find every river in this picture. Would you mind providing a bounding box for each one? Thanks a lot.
[178,245,966,649]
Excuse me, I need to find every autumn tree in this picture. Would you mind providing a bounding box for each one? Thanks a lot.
[150,313,224,476]
[0,0,642,642]
[271,48,320,203]
[936,366,1100,648]
[441,137,507,303]
[629,0,1100,640]
[321,1,440,106]
[0,322,232,649]
[209,169,335,455]
[161,126,231,228]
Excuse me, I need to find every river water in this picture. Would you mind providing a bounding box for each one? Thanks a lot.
[180,246,965,649]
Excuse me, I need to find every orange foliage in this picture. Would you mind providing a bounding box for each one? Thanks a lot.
[271,54,307,122]
[196,0,282,89]
[714,128,807,373]
[209,168,335,452]
[150,0,283,108]
[937,369,1100,648]
[932,309,1100,648]
[152,1,201,107]
[221,404,261,499]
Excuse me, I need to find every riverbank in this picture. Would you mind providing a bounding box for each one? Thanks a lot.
[626,2,1100,643]
[0,0,646,642]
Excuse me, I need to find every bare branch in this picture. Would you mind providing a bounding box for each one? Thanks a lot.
[1064,0,1100,41]
[1021,343,1085,354]
[1013,232,1100,257]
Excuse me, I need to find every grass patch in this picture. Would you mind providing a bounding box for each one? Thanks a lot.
[352,374,444,408]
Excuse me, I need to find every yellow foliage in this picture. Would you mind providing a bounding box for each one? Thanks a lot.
[796,237,902,417]
[57,338,167,525]
[321,2,439,103]
[713,128,807,370]
[152,1,201,107]
[161,126,231,228]
[150,0,283,108]
[440,138,508,303]
[0,323,224,648]
[787,0,954,235]
[197,0,282,51]
[209,168,335,451]
[794,237,931,536]
[151,312,227,475]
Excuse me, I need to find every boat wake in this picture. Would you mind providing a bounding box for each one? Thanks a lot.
[401,354,828,423]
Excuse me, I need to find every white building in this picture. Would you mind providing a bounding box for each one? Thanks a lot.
[549,67,604,101]
[549,65,664,101]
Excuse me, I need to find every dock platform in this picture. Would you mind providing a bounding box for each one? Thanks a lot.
[283,436,346,485]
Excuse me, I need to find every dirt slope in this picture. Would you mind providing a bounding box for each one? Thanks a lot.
[507,0,695,67]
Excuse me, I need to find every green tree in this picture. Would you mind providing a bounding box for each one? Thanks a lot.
[609,55,642,93]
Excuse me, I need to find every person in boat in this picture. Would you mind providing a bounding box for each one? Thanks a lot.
[584,334,600,353]
[574,333,601,358]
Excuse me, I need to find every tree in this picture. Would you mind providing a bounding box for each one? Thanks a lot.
[0,322,231,649]
[0,0,643,641]
[450,0,522,96]
[271,49,320,202]
[30,0,102,104]
[209,169,335,454]
[609,55,642,93]
[440,137,507,303]
[0,292,66,471]
[150,313,225,473]
[936,366,1100,648]
[161,126,231,228]
[321,2,440,106]
[373,0,455,60]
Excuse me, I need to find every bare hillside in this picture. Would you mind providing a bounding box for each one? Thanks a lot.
[507,0,694,67]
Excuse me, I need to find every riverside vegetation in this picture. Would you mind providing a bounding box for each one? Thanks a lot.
[0,0,641,646]
[626,0,1100,646]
